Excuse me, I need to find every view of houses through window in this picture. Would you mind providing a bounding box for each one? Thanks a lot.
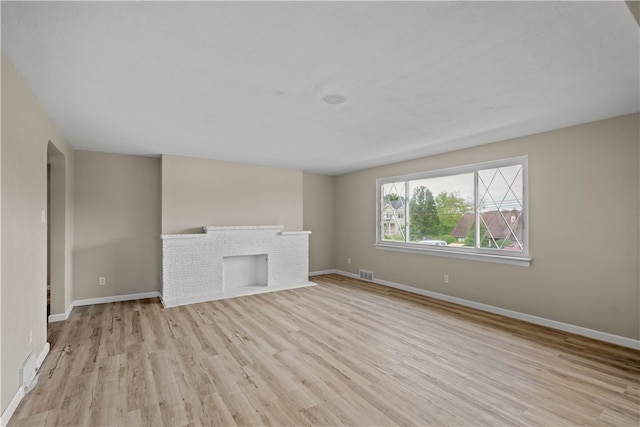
[379,159,526,254]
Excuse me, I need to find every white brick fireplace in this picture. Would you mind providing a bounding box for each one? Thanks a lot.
[161,226,314,307]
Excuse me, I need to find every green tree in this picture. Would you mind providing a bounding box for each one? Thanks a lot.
[464,220,477,247]
[435,191,472,236]
[409,186,439,240]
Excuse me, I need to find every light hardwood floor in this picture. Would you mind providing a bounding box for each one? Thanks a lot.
[9,274,640,426]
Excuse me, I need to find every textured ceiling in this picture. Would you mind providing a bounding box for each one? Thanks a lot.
[2,1,638,175]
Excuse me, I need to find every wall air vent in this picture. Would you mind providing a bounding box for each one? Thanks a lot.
[359,270,374,281]
[19,351,40,393]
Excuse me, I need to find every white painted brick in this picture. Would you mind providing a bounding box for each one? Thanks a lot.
[161,226,313,307]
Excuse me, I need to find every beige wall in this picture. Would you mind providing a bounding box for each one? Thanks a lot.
[626,0,640,25]
[334,114,640,340]
[161,155,303,234]
[303,173,335,272]
[73,151,161,300]
[0,56,3,416]
[1,52,75,412]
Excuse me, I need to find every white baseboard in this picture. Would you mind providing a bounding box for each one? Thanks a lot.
[48,291,161,323]
[309,269,338,276]
[48,303,73,323]
[1,343,50,427]
[35,342,50,374]
[0,385,24,427]
[72,291,161,308]
[45,274,639,350]
[333,270,640,350]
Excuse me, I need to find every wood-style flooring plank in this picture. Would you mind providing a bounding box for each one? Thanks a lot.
[8,273,640,426]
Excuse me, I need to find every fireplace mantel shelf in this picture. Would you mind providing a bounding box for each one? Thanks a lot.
[162,225,312,240]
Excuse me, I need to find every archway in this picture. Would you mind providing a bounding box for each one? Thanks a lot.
[47,142,65,329]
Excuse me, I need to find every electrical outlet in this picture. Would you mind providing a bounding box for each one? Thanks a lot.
[347,258,351,264]
[99,277,106,286]
[444,274,449,284]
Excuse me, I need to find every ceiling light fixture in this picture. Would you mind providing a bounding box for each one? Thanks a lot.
[323,94,348,105]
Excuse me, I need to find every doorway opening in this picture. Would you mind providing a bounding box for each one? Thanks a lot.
[47,142,65,335]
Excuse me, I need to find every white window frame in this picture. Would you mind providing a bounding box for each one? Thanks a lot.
[375,156,531,267]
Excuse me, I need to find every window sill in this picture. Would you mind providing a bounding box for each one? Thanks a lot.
[374,243,532,267]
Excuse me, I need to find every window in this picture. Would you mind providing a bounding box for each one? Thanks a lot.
[376,157,530,266]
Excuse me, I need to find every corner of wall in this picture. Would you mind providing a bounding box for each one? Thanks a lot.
[302,172,336,272]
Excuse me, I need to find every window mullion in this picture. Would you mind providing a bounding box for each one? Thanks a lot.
[405,180,410,243]
[474,171,480,249]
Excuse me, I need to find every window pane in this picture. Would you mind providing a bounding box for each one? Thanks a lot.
[477,165,524,251]
[381,181,406,241]
[408,174,474,245]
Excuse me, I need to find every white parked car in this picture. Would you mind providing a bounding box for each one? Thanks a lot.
[418,240,448,246]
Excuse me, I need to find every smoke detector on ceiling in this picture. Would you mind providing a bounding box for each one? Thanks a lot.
[323,94,348,105]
